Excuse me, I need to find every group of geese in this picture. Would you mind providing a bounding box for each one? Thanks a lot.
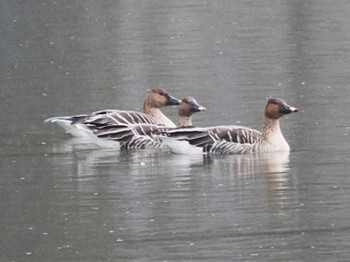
[45,88,298,155]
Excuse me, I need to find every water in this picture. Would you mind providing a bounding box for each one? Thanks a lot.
[2,0,350,261]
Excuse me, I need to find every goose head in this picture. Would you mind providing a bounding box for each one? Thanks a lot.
[177,97,206,126]
[265,97,298,120]
[178,97,206,116]
[145,88,181,108]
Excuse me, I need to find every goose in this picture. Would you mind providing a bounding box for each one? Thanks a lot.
[44,88,180,137]
[157,97,298,155]
[86,97,206,149]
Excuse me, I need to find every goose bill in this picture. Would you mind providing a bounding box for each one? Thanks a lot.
[281,104,298,114]
[167,95,181,106]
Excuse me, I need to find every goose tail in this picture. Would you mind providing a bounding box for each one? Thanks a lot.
[44,116,90,138]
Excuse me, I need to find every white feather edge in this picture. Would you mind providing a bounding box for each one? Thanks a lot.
[156,135,203,155]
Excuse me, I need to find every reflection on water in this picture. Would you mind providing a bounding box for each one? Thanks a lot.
[59,148,294,259]
[210,152,290,176]
[3,138,350,261]
[208,152,293,217]
[51,137,99,154]
[4,132,350,261]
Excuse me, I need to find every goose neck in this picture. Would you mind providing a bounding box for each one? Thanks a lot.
[177,116,192,127]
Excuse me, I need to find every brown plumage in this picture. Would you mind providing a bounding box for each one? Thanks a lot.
[158,97,298,155]
[45,88,180,137]
[91,97,206,149]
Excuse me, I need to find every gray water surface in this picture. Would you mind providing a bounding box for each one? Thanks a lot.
[2,0,350,261]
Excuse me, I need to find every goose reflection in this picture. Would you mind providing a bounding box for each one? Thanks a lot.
[50,137,98,154]
[74,148,205,178]
[207,151,290,177]
[263,152,291,191]
[207,152,292,218]
[47,141,295,241]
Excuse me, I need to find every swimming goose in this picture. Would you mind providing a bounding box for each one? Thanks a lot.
[45,88,180,137]
[157,97,298,155]
[87,97,206,149]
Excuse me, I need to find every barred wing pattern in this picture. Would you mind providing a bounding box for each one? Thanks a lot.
[205,125,261,144]
[158,125,262,149]
[157,127,215,148]
[84,110,157,128]
[204,140,256,155]
[94,124,136,143]
[88,123,262,152]
[94,123,169,149]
